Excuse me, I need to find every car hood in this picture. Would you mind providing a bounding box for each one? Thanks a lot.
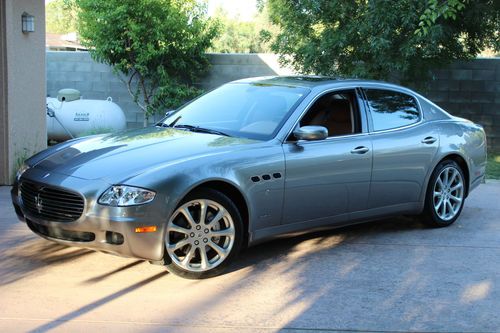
[31,127,259,183]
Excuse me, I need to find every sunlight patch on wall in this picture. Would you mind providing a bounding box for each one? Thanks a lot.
[461,280,491,303]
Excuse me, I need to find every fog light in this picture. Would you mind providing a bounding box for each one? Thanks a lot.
[135,226,157,233]
[105,231,124,245]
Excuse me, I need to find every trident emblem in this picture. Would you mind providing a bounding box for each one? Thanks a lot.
[34,194,43,213]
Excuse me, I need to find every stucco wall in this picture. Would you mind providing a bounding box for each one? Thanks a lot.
[0,0,46,184]
[0,0,8,183]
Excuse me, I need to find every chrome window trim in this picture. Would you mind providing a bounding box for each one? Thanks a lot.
[367,117,424,135]
[282,85,365,143]
[360,86,425,135]
[289,132,371,146]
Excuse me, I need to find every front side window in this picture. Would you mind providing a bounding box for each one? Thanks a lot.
[364,89,420,131]
[299,89,361,137]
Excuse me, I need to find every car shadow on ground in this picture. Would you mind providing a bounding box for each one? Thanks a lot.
[230,215,426,274]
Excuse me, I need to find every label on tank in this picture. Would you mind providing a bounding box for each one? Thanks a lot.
[74,112,90,121]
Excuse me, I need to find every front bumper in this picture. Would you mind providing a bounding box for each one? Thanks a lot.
[11,168,166,261]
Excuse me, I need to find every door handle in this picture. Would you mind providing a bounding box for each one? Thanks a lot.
[421,136,437,144]
[350,146,370,154]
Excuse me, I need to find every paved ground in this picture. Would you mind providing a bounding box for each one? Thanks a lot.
[0,183,499,333]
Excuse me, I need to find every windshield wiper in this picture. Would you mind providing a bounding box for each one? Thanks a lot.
[156,115,182,128]
[174,124,231,137]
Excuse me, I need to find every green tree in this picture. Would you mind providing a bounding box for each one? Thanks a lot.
[416,0,467,36]
[46,0,78,34]
[210,7,277,53]
[266,0,500,83]
[210,8,261,53]
[76,0,218,126]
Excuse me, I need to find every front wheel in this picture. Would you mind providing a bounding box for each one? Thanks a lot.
[421,160,466,227]
[163,188,243,279]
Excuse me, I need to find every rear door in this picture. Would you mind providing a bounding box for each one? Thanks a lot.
[361,88,439,210]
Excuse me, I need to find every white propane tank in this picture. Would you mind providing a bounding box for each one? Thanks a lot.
[46,91,127,141]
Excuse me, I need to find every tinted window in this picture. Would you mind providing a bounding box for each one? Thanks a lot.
[364,89,420,131]
[300,90,360,137]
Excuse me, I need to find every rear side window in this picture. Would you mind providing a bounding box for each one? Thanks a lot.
[364,89,420,131]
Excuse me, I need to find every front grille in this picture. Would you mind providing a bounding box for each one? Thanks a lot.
[20,180,84,222]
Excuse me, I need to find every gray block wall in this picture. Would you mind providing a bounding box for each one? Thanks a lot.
[47,51,151,125]
[46,51,499,152]
[46,51,293,126]
[422,59,500,152]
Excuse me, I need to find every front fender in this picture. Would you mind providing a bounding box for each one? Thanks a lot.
[124,143,286,259]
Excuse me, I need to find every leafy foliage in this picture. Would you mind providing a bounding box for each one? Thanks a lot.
[416,0,466,36]
[210,7,277,53]
[76,0,218,125]
[46,0,78,34]
[487,155,500,179]
[266,0,500,83]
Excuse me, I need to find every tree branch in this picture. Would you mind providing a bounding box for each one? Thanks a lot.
[120,70,147,113]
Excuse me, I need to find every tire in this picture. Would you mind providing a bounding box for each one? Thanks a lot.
[163,188,243,279]
[421,160,466,227]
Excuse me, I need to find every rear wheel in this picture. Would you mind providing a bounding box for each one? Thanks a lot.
[421,160,466,227]
[163,188,243,279]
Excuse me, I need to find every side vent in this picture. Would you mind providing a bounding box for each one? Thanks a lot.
[251,172,282,183]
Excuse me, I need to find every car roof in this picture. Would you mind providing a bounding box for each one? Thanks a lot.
[230,75,389,88]
[230,75,422,99]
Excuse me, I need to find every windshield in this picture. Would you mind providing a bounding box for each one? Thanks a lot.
[162,83,310,140]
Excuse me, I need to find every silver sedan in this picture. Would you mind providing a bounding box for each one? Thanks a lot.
[11,76,487,279]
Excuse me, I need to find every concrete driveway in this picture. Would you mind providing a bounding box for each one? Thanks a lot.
[0,183,499,333]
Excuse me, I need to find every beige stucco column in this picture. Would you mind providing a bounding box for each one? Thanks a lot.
[0,0,46,185]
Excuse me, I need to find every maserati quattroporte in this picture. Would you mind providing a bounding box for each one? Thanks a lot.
[12,76,487,278]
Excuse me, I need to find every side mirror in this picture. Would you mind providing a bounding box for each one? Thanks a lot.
[293,126,328,141]
[164,110,176,118]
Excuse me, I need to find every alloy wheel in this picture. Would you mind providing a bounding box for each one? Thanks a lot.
[165,199,235,272]
[432,166,464,221]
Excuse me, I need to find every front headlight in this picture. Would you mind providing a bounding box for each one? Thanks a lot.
[16,163,29,181]
[98,185,156,206]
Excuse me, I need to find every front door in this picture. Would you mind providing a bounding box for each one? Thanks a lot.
[281,89,372,225]
[282,136,372,225]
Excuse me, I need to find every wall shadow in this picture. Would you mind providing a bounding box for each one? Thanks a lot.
[80,260,144,285]
[0,233,94,286]
[29,271,169,333]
